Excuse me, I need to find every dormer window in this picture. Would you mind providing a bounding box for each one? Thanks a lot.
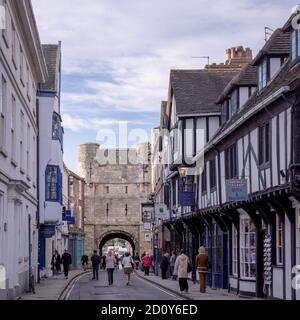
[291,29,300,61]
[230,89,239,114]
[258,58,268,90]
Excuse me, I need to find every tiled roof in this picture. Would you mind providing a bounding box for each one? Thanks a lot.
[170,69,239,115]
[40,44,61,92]
[208,57,300,147]
[252,29,290,65]
[216,64,258,104]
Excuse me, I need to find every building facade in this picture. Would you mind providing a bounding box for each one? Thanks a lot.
[78,143,152,257]
[63,163,85,269]
[37,42,66,278]
[157,12,300,300]
[0,0,47,299]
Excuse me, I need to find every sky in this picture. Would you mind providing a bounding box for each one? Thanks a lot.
[31,0,298,172]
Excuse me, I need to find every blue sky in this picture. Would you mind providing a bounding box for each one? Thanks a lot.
[32,0,298,172]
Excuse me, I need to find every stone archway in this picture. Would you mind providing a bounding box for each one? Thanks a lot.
[98,230,137,256]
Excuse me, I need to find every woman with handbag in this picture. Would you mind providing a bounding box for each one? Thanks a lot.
[122,252,134,285]
[173,249,190,293]
[195,246,209,293]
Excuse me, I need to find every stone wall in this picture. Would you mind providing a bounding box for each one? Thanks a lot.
[78,143,152,256]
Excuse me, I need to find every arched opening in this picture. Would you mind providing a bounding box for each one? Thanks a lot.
[99,231,136,257]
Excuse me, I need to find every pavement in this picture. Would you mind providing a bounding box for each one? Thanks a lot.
[135,270,250,300]
[18,269,88,300]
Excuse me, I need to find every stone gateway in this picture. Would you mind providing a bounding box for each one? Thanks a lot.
[77,143,152,255]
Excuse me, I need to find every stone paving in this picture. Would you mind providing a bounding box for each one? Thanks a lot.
[18,269,87,300]
[135,271,252,300]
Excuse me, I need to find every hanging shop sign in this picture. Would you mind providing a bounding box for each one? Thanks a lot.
[143,222,151,230]
[141,203,154,222]
[178,192,195,206]
[144,233,152,242]
[225,179,248,202]
[154,203,169,221]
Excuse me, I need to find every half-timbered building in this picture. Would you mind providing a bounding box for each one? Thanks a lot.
[159,11,300,299]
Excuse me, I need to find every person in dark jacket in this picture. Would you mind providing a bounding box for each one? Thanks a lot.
[160,253,170,279]
[61,250,72,279]
[51,250,61,276]
[81,254,88,271]
[133,253,141,270]
[91,250,101,280]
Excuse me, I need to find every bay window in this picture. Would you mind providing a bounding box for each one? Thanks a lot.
[240,213,256,279]
[258,58,268,90]
[46,165,62,202]
[232,225,238,276]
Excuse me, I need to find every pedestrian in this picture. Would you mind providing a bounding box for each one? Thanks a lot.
[160,253,170,280]
[174,249,190,293]
[51,250,61,277]
[133,252,141,270]
[61,250,72,279]
[142,253,152,276]
[91,250,101,280]
[170,251,177,280]
[141,251,146,272]
[195,246,209,293]
[106,250,117,286]
[122,252,134,285]
[81,254,89,271]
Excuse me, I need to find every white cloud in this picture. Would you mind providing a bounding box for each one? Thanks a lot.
[62,113,151,132]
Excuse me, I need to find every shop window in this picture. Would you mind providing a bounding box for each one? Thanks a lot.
[46,165,62,202]
[232,225,238,276]
[276,215,284,265]
[240,213,256,279]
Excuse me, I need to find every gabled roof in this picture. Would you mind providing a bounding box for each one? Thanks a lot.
[252,29,290,66]
[40,43,61,92]
[207,57,300,149]
[216,64,258,104]
[170,69,239,115]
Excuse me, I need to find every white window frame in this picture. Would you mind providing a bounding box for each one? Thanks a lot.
[240,213,256,280]
[276,214,284,265]
[0,75,7,153]
[11,94,16,162]
[20,110,24,171]
[232,225,238,276]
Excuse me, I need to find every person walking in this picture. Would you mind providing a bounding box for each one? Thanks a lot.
[106,251,117,286]
[133,253,141,270]
[122,252,134,285]
[81,254,89,271]
[91,250,101,280]
[61,250,72,279]
[141,251,146,272]
[170,251,177,280]
[160,253,170,280]
[196,246,209,293]
[142,253,152,276]
[51,250,61,277]
[174,249,190,293]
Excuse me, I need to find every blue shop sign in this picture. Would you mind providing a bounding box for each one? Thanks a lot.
[179,192,195,206]
[40,224,56,238]
[63,210,75,225]
[226,179,248,202]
